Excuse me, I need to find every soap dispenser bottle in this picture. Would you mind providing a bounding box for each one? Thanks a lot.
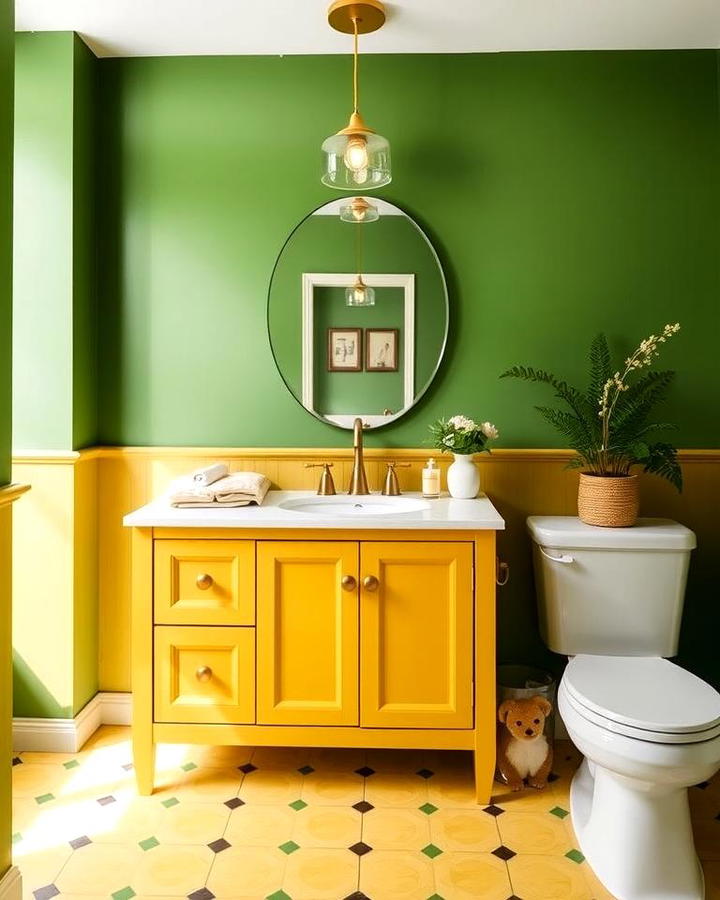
[422,458,441,499]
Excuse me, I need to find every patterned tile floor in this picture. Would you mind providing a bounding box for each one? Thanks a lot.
[11,726,720,900]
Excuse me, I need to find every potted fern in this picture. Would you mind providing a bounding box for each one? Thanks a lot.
[501,323,682,527]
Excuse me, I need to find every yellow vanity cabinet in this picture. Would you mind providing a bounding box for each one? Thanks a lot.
[129,521,499,805]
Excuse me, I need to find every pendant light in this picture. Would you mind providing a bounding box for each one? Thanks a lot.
[346,216,375,306]
[322,0,391,191]
[340,196,379,223]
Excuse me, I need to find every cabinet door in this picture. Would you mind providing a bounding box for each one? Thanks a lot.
[257,541,359,726]
[360,542,474,729]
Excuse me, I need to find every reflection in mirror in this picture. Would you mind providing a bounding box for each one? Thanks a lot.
[268,198,448,429]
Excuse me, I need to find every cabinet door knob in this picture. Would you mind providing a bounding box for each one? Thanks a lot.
[341,575,357,591]
[196,665,213,682]
[362,575,379,592]
[196,573,213,590]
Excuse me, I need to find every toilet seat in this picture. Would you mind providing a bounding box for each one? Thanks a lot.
[563,655,720,745]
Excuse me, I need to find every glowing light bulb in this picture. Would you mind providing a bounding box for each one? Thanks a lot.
[344,135,369,172]
[346,277,375,307]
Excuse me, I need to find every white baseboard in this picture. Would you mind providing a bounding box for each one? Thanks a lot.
[0,867,22,900]
[12,692,132,753]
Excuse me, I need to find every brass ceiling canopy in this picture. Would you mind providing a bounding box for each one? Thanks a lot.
[327,0,386,35]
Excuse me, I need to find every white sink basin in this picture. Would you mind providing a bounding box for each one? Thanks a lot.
[277,495,431,517]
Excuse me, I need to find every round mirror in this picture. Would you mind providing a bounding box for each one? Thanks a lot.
[268,197,449,429]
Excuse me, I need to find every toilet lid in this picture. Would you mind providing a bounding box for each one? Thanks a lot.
[564,656,720,739]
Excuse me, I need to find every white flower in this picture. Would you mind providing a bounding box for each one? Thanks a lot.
[448,415,477,433]
[480,421,499,440]
[443,434,455,446]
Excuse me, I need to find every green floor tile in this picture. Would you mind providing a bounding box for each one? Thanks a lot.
[566,848,585,863]
[288,799,307,811]
[139,836,159,851]
[181,762,197,772]
[11,833,21,844]
[161,796,179,808]
[278,840,300,855]
[63,759,80,770]
[266,891,291,900]
[550,806,569,819]
[421,843,443,859]
[419,802,438,815]
[111,888,136,900]
[35,793,54,805]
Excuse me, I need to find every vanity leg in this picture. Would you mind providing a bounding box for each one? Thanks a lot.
[134,734,156,796]
[474,732,495,805]
[131,527,155,795]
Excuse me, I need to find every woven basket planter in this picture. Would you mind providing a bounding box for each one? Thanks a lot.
[577,473,639,527]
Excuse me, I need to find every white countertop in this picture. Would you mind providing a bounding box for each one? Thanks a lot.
[123,491,505,531]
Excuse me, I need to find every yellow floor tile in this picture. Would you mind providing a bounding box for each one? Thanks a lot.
[239,768,303,805]
[55,843,141,895]
[508,853,593,900]
[491,780,560,814]
[282,847,358,899]
[132,844,215,896]
[252,746,312,769]
[308,746,366,771]
[301,771,365,806]
[154,799,230,844]
[14,844,73,894]
[224,803,296,846]
[365,748,427,773]
[291,804,361,848]
[186,743,255,768]
[429,807,501,852]
[497,810,575,855]
[422,749,475,774]
[434,851,512,900]
[359,849,435,899]
[426,770,478,809]
[174,766,243,803]
[12,763,76,799]
[206,845,287,898]
[365,772,429,808]
[362,807,431,851]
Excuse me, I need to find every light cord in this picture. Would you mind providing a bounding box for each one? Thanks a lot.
[352,17,359,113]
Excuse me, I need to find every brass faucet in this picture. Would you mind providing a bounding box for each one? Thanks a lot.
[348,417,370,495]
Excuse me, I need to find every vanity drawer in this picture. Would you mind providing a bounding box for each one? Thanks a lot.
[154,625,255,724]
[154,539,255,625]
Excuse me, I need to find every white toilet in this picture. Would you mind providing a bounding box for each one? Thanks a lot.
[528,516,720,900]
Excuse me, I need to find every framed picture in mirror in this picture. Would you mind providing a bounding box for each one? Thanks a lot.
[365,328,399,372]
[327,328,362,371]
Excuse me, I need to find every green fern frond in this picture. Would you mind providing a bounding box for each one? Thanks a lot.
[587,333,611,405]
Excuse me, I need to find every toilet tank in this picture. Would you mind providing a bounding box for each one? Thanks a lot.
[527,517,696,657]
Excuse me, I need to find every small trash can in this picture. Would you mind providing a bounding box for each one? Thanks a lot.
[496,665,556,785]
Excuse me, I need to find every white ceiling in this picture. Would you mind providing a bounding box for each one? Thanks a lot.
[15,0,720,58]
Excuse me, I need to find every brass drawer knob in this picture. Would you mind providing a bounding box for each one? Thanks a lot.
[362,575,379,592]
[196,665,213,683]
[341,575,357,591]
[196,573,214,590]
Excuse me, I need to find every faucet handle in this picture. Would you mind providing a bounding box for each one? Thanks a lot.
[381,462,411,496]
[305,463,336,496]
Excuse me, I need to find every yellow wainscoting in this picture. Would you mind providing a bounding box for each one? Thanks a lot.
[12,447,719,696]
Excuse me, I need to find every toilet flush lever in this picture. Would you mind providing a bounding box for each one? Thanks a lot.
[539,546,574,564]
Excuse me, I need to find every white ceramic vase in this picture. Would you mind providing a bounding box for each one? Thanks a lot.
[446,453,480,499]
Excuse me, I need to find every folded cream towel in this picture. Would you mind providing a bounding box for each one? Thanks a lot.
[169,471,270,508]
[192,463,228,486]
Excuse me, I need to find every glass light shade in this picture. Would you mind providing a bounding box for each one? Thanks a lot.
[322,130,391,190]
[340,197,379,223]
[346,279,376,307]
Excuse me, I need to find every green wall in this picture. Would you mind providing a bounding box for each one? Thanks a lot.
[98,51,720,449]
[0,0,12,878]
[13,32,96,451]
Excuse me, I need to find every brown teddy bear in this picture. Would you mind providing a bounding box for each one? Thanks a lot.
[497,695,553,791]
